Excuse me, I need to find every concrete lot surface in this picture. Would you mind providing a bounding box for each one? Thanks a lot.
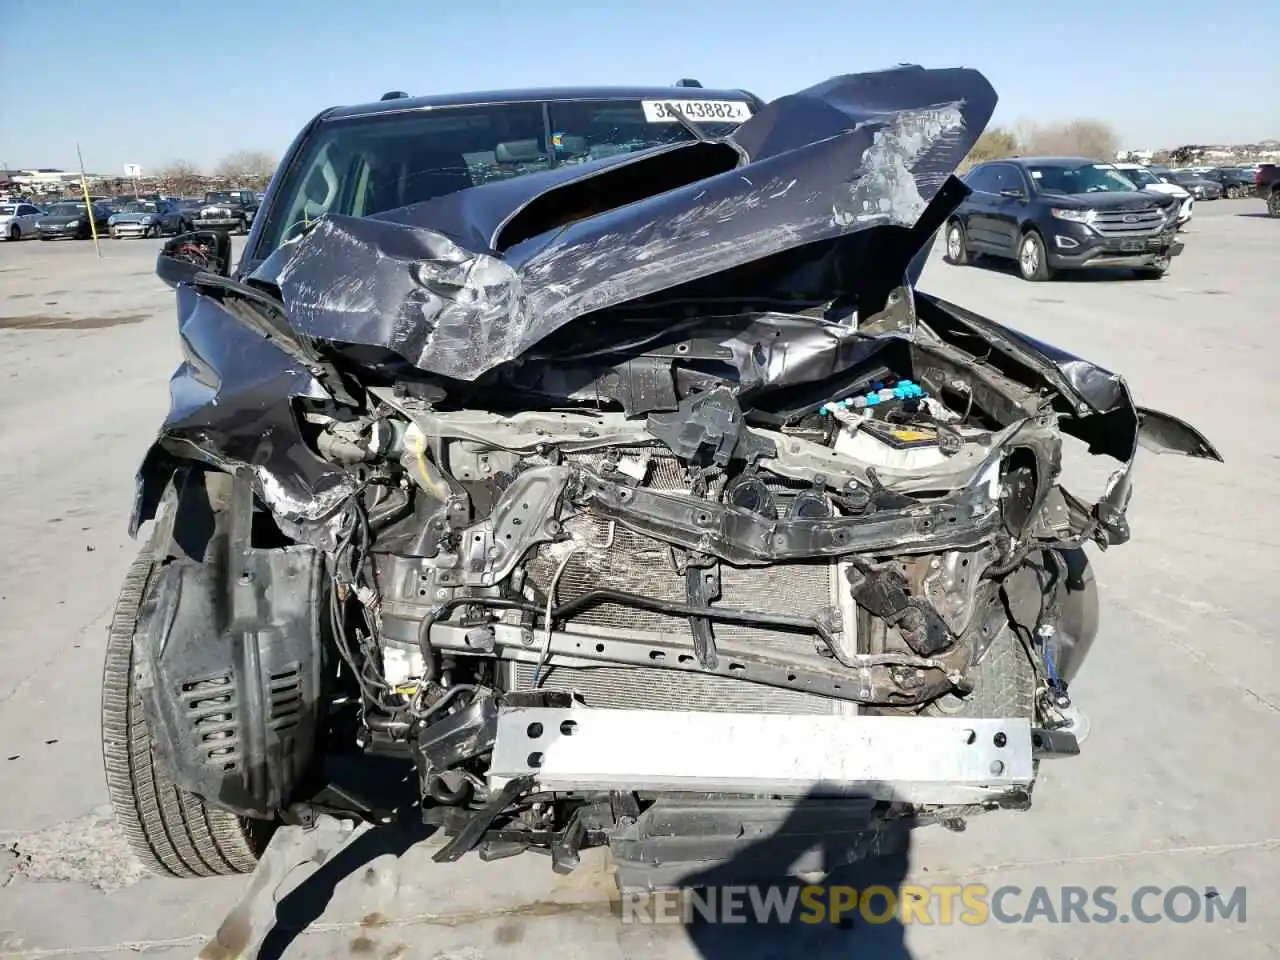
[1,200,1276,959]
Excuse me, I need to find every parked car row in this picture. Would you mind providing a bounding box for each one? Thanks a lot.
[0,190,260,241]
[1196,167,1257,199]
[942,156,1279,283]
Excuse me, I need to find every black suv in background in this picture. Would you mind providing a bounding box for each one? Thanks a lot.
[945,157,1183,281]
[1201,167,1256,199]
[193,190,259,234]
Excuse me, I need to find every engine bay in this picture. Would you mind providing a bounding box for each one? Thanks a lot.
[260,291,1106,829]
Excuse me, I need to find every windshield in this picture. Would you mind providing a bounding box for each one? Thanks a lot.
[1119,167,1160,186]
[118,201,156,214]
[0,205,16,215]
[253,97,751,255]
[204,192,239,204]
[1027,163,1137,194]
[47,203,86,216]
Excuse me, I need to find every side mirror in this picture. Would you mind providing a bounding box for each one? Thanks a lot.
[999,187,1025,200]
[156,231,232,287]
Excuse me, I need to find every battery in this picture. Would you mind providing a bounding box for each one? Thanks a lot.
[857,419,944,450]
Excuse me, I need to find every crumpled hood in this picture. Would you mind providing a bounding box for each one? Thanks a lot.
[260,65,998,382]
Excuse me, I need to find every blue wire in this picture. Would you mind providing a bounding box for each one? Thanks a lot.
[1044,637,1061,685]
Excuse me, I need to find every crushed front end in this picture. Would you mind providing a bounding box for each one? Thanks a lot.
[120,65,1221,885]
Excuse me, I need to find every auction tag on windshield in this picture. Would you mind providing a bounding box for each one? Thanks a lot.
[642,99,753,123]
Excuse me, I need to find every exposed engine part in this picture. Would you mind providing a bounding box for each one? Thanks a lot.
[316,418,399,465]
[646,386,776,467]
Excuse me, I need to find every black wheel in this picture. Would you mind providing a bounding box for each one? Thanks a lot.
[943,219,969,266]
[236,217,248,236]
[1016,230,1053,281]
[7,225,18,241]
[101,550,273,878]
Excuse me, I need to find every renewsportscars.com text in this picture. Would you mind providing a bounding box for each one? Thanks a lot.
[620,884,1247,925]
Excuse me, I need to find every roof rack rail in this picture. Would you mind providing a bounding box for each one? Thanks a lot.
[675,78,702,88]
[380,91,409,101]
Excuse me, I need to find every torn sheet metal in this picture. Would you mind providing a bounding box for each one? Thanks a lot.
[128,282,359,538]
[269,66,998,381]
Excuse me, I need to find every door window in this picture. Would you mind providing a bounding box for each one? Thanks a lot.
[963,166,996,193]
[988,165,1025,195]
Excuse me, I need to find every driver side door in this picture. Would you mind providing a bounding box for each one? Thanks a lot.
[985,163,1031,255]
[960,165,1001,251]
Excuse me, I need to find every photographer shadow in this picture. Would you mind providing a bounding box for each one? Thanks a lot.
[626,786,919,960]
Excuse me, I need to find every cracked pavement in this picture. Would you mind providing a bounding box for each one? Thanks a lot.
[1,200,1277,958]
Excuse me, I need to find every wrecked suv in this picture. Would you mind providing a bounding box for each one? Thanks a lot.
[101,70,1220,891]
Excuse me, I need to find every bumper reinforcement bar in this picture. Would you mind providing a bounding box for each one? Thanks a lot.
[490,707,1033,805]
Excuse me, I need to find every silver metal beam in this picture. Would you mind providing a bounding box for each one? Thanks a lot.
[490,707,1034,805]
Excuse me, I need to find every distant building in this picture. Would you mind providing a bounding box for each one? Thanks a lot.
[8,169,95,194]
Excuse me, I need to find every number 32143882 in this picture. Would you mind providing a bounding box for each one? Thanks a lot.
[641,100,754,123]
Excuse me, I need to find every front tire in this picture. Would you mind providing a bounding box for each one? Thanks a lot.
[101,551,272,878]
[1017,230,1053,281]
[7,225,18,241]
[943,220,970,266]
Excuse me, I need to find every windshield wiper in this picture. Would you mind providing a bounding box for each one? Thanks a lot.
[666,106,710,143]
[667,104,750,164]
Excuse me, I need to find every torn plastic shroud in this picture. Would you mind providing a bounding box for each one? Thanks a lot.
[130,64,1221,544]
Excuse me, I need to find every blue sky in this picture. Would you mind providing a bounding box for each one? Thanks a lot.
[1,0,1275,173]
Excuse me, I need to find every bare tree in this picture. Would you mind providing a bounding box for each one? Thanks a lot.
[1020,119,1121,160]
[1012,117,1040,157]
[157,160,203,196]
[214,150,277,189]
[963,127,1021,169]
